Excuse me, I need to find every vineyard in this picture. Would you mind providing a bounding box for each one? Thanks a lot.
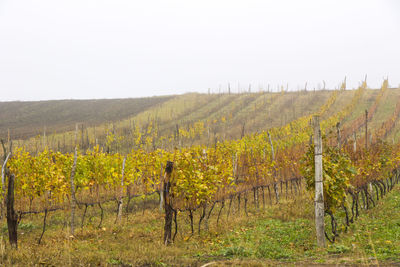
[1,82,400,265]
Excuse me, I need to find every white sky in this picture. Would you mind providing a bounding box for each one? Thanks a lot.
[0,0,399,101]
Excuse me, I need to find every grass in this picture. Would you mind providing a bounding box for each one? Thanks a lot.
[0,96,173,140]
[207,186,400,266]
[343,89,378,125]
[333,187,400,262]
[322,90,355,120]
[214,218,314,260]
[369,88,397,130]
[1,184,400,266]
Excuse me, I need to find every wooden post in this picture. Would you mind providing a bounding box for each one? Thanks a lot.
[116,157,126,223]
[175,124,179,142]
[70,124,78,236]
[63,134,66,153]
[86,128,89,150]
[6,173,18,248]
[232,152,238,184]
[43,126,46,149]
[1,152,11,219]
[163,161,174,245]
[81,124,84,151]
[267,132,275,162]
[159,163,164,212]
[94,125,97,147]
[1,153,11,197]
[313,115,326,247]
[353,132,357,153]
[268,131,279,203]
[241,122,246,139]
[1,140,18,248]
[336,122,341,150]
[1,140,11,219]
[364,74,368,88]
[365,110,368,150]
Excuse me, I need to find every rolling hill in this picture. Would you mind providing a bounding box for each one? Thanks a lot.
[1,86,400,154]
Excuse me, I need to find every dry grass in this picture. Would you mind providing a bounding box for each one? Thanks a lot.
[0,187,310,266]
[2,179,400,266]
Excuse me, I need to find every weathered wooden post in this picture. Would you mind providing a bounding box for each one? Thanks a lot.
[313,115,326,247]
[163,161,174,245]
[1,139,18,248]
[336,122,341,150]
[365,110,368,150]
[43,126,47,149]
[70,124,78,236]
[116,157,126,223]
[1,151,11,220]
[1,140,18,248]
[155,161,163,212]
[267,131,279,204]
[241,122,246,139]
[353,132,357,153]
[81,124,84,151]
[6,173,18,248]
[175,124,180,148]
[1,152,11,200]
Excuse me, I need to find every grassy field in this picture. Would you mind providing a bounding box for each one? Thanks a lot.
[2,182,400,266]
[0,96,173,140]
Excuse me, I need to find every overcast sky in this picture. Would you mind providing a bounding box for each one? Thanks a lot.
[0,0,399,101]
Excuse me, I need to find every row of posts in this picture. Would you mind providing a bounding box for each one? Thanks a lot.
[0,112,371,248]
